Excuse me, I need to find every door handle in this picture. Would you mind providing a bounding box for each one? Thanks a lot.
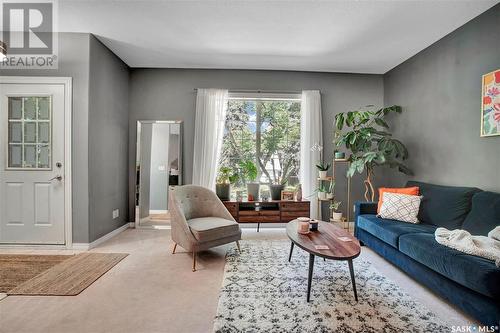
[49,175,63,182]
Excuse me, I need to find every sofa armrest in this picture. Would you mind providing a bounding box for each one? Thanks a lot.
[354,201,378,238]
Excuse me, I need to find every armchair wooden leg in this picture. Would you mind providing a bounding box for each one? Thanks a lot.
[172,243,177,254]
[192,251,196,272]
[236,241,241,253]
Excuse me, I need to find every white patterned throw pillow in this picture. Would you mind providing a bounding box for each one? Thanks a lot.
[378,192,422,224]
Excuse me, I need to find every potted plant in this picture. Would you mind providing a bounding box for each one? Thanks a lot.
[326,181,335,199]
[335,105,412,201]
[316,162,330,179]
[317,184,328,200]
[334,150,345,160]
[330,201,342,221]
[216,167,238,201]
[240,160,259,201]
[270,176,285,201]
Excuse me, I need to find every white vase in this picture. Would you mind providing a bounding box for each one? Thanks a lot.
[318,170,327,179]
[326,193,334,199]
[332,212,342,221]
[318,192,327,200]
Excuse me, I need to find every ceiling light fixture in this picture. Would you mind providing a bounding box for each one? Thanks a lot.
[0,41,7,61]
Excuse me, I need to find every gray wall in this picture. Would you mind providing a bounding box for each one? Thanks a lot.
[88,35,130,241]
[383,4,500,192]
[129,69,384,220]
[0,33,91,243]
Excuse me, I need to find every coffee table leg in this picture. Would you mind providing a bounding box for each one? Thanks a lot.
[348,259,358,302]
[307,254,315,302]
[288,242,294,262]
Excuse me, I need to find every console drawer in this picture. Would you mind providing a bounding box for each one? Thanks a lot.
[280,202,310,211]
[239,215,281,223]
[281,211,310,218]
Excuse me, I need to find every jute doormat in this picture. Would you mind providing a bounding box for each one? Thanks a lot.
[0,254,72,292]
[6,252,128,296]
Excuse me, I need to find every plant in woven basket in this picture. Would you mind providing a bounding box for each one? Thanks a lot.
[334,105,412,201]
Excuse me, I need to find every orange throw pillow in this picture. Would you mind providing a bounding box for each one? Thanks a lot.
[377,187,420,213]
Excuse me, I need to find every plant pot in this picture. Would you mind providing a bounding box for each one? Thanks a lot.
[216,183,231,201]
[246,182,260,201]
[318,170,328,179]
[270,184,285,200]
[332,211,342,221]
[335,151,345,159]
[317,192,327,200]
[326,193,334,199]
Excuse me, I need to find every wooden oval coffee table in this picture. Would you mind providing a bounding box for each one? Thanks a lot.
[287,219,361,302]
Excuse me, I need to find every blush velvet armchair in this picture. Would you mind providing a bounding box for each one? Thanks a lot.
[169,185,242,271]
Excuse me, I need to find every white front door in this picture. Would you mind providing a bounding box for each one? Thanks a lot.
[0,83,66,244]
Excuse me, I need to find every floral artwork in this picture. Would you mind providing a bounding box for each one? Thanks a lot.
[481,69,500,137]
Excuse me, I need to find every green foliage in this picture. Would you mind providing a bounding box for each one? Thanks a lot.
[217,166,238,184]
[328,180,335,193]
[334,105,412,177]
[329,201,342,211]
[239,160,258,183]
[316,161,330,171]
[317,183,329,192]
[219,99,301,188]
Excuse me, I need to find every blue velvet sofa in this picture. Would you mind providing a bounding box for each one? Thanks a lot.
[354,181,500,327]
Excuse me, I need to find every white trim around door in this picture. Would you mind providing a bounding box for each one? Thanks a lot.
[0,76,73,248]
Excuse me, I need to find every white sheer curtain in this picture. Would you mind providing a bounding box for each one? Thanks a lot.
[192,88,229,189]
[300,90,323,219]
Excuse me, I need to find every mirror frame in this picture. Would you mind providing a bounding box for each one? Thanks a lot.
[135,120,183,228]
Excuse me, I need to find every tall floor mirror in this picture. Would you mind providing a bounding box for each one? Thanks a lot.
[136,120,182,228]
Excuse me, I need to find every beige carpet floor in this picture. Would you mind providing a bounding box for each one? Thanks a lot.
[8,253,128,296]
[0,254,72,292]
[0,228,476,333]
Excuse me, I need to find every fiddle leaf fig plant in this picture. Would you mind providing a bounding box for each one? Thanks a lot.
[239,160,258,183]
[334,105,412,201]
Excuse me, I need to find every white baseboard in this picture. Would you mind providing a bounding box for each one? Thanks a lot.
[72,223,130,250]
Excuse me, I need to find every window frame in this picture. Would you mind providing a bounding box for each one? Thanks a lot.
[221,92,302,188]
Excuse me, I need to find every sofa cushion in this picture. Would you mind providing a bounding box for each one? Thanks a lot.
[378,186,420,213]
[357,214,437,248]
[406,181,481,229]
[399,233,500,299]
[462,191,500,236]
[188,217,240,242]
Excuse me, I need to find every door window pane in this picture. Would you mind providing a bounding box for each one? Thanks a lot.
[24,145,37,168]
[7,96,52,169]
[38,122,50,143]
[8,122,22,143]
[24,122,36,143]
[37,145,50,168]
[23,97,36,120]
[8,145,22,167]
[9,98,22,119]
[38,97,50,119]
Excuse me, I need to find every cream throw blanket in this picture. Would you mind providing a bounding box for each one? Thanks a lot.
[435,226,500,267]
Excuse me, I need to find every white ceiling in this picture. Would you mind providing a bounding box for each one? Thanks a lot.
[59,0,499,74]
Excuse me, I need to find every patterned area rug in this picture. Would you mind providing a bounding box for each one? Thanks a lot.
[213,240,449,332]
